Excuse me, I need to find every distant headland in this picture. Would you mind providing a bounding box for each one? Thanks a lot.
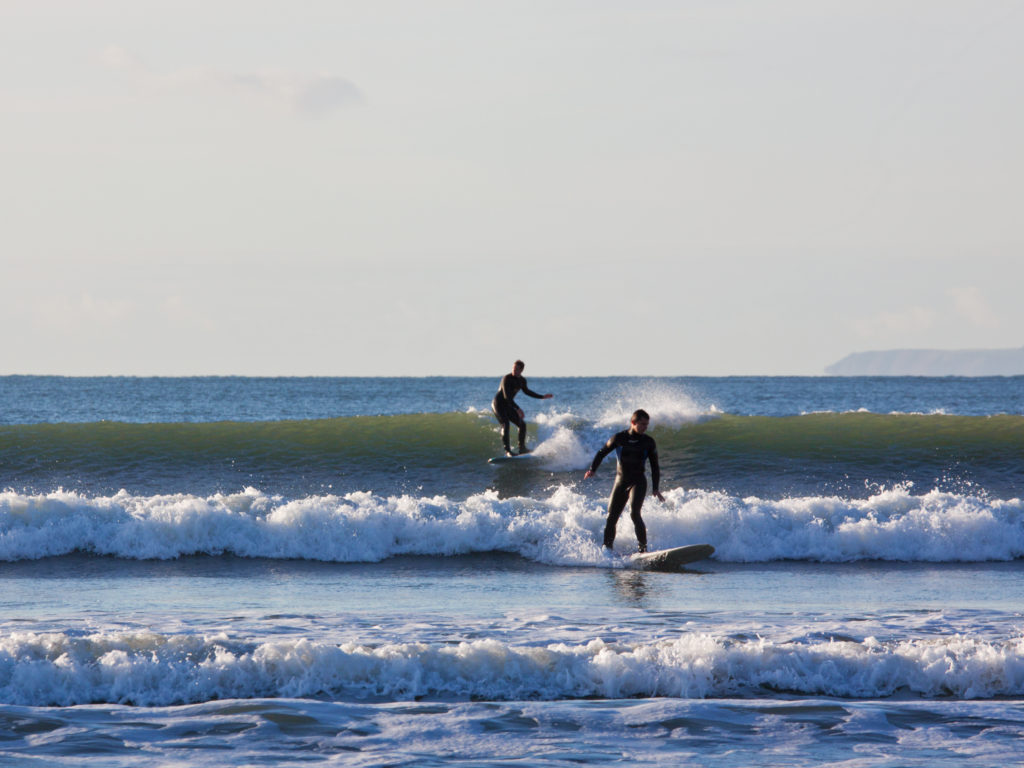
[826,346,1024,376]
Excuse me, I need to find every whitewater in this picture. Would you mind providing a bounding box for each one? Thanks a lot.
[3,485,1024,564]
[2,375,1024,766]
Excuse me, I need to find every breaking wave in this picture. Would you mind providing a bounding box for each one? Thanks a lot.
[2,485,1022,564]
[3,630,1023,706]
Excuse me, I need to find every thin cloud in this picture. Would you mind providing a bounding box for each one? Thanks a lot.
[97,45,364,118]
[855,306,937,338]
[229,72,364,118]
[949,285,1000,329]
[31,292,136,333]
[97,45,142,71]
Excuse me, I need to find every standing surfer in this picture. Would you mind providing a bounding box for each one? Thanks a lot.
[492,359,553,456]
[584,409,664,553]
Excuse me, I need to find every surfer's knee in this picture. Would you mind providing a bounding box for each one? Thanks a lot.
[628,489,646,515]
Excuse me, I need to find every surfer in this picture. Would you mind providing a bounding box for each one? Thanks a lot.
[584,409,664,553]
[492,360,553,456]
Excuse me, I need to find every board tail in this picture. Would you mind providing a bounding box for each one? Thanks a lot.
[629,544,715,571]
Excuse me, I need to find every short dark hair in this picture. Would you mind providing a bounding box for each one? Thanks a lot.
[514,359,525,368]
[631,409,650,422]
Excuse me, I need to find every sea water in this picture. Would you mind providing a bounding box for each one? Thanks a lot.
[1,376,1023,766]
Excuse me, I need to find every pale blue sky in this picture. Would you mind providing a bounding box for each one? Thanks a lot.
[3,1,1022,375]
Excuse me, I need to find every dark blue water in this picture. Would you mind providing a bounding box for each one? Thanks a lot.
[3,375,1024,423]
[2,376,1023,500]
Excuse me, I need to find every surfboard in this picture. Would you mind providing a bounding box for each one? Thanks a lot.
[488,452,537,465]
[628,544,715,572]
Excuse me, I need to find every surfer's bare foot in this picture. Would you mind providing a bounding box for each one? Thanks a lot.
[505,449,517,457]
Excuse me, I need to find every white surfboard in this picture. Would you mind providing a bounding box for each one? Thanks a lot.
[628,544,715,572]
[488,452,538,465]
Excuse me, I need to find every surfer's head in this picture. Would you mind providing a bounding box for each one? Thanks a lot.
[513,360,525,375]
[630,409,650,433]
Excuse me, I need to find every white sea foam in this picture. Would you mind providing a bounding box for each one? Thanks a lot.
[594,382,718,429]
[529,412,597,471]
[2,486,1023,564]
[2,629,1023,707]
[654,486,1024,563]
[0,487,605,565]
[527,386,719,471]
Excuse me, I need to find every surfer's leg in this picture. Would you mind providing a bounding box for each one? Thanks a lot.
[603,479,631,549]
[510,410,527,453]
[492,398,513,454]
[628,477,648,553]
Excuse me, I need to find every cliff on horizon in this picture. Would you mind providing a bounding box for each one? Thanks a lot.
[826,347,1024,376]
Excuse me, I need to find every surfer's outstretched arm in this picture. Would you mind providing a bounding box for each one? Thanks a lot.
[519,377,553,400]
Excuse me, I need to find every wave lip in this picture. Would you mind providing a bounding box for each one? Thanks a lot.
[656,412,1024,458]
[4,410,1021,472]
[2,631,1023,707]
[0,413,499,473]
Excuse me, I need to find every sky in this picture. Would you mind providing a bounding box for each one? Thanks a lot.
[2,0,1022,376]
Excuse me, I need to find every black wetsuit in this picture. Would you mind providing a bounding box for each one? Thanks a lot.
[492,373,545,453]
[589,430,660,552]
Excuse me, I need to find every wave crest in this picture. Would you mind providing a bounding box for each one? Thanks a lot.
[2,486,1023,564]
[3,630,1023,706]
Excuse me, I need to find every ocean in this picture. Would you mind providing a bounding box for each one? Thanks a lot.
[1,375,1023,766]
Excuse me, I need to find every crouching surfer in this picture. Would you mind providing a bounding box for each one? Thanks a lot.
[491,359,553,456]
[583,408,664,553]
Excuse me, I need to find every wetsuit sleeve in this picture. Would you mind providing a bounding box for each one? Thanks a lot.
[519,377,545,399]
[589,434,619,474]
[649,439,661,493]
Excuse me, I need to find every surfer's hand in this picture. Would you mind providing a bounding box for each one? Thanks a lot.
[543,394,553,399]
[584,470,594,480]
[654,491,665,502]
